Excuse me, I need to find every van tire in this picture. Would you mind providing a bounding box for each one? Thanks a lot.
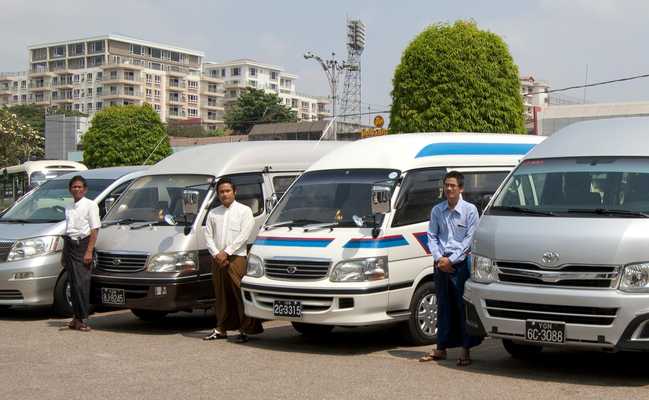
[401,281,437,346]
[502,339,543,359]
[52,271,73,317]
[291,322,334,336]
[131,309,168,321]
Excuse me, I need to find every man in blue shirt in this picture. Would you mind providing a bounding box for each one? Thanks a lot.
[419,171,482,366]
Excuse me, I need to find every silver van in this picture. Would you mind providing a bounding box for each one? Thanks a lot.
[465,117,649,356]
[91,141,340,320]
[0,166,147,315]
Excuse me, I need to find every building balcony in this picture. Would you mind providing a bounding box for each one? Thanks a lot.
[0,89,12,95]
[101,90,142,100]
[101,75,143,85]
[168,81,186,91]
[168,98,185,105]
[103,57,144,70]
[34,98,51,105]
[52,96,74,103]
[29,69,56,77]
[167,112,186,120]
[201,103,224,111]
[200,89,224,97]
[201,74,223,83]
[29,84,53,92]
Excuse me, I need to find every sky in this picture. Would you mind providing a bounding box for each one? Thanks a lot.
[2,0,649,121]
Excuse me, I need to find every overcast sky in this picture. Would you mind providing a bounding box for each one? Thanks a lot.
[2,0,649,119]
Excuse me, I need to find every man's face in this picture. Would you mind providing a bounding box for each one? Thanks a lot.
[69,181,87,201]
[443,177,463,203]
[217,183,235,207]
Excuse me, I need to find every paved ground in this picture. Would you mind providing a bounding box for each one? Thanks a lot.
[1,307,648,400]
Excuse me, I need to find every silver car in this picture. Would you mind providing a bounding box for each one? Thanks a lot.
[0,166,147,315]
[465,117,649,357]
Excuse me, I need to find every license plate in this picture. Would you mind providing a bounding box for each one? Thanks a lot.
[101,288,126,305]
[525,320,565,343]
[273,300,302,318]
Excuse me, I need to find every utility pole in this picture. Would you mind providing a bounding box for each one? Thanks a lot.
[304,51,350,140]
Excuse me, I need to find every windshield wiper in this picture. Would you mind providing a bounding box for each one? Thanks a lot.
[130,220,164,230]
[567,208,649,218]
[303,221,339,232]
[102,218,147,228]
[491,205,555,216]
[264,220,295,231]
[0,218,35,224]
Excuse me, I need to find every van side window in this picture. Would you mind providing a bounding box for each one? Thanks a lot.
[99,180,132,218]
[272,175,297,198]
[204,174,264,223]
[393,169,509,227]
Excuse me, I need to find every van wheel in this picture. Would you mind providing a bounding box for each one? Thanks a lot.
[52,271,73,317]
[291,322,334,336]
[401,281,437,346]
[131,309,168,321]
[502,339,543,359]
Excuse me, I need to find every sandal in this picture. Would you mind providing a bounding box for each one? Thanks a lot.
[67,319,78,329]
[456,357,472,367]
[203,329,227,341]
[419,349,447,362]
[77,323,91,332]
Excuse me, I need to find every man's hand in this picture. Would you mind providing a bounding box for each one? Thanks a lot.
[216,251,229,267]
[436,257,455,273]
[83,251,93,268]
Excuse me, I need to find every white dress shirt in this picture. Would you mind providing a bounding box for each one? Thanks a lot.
[65,197,101,240]
[204,200,255,257]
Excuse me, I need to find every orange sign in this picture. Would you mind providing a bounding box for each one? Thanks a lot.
[360,128,389,139]
[373,115,385,128]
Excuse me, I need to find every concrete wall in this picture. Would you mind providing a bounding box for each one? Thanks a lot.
[44,115,89,160]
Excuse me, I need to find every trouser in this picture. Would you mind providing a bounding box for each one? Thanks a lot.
[211,255,263,334]
[62,236,93,322]
[435,258,482,350]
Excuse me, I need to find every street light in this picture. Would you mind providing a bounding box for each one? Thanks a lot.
[304,51,350,140]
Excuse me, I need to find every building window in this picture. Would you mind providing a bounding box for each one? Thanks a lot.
[96,72,103,81]
[229,90,237,97]
[87,88,92,97]
[146,88,152,98]
[96,87,103,95]
[221,68,226,77]
[96,102,103,110]
[87,103,93,111]
[154,89,160,100]
[188,81,198,89]
[231,67,240,76]
[73,75,80,83]
[270,83,277,91]
[154,75,161,85]
[270,71,278,80]
[154,104,161,113]
[88,40,104,54]
[249,67,256,76]
[146,74,152,84]
[248,80,257,88]
[188,94,198,104]
[188,108,198,117]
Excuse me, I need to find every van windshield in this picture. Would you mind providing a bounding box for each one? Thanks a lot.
[267,169,399,228]
[488,157,649,217]
[0,178,112,223]
[104,174,212,226]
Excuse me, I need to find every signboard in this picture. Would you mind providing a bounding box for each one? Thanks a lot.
[360,128,389,139]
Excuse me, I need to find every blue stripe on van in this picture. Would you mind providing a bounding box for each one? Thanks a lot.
[413,232,430,255]
[343,235,409,249]
[415,142,535,159]
[254,236,334,248]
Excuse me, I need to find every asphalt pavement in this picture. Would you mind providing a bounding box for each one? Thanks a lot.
[0,307,647,400]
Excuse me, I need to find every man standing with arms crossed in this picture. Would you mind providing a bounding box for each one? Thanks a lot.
[419,171,482,366]
[203,178,263,343]
[63,175,100,332]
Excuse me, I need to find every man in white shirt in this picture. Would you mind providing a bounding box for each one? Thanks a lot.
[62,175,100,332]
[203,177,263,343]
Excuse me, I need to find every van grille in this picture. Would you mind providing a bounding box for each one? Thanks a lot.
[495,261,619,289]
[252,292,334,312]
[0,240,14,262]
[264,259,331,280]
[485,300,618,325]
[96,252,148,273]
[0,290,23,300]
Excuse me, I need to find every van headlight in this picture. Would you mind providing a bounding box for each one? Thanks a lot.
[471,255,498,283]
[7,236,64,262]
[619,263,649,292]
[246,254,264,278]
[330,256,389,282]
[145,251,198,273]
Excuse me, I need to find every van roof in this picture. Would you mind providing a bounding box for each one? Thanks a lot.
[526,117,649,160]
[54,166,149,180]
[307,133,545,172]
[147,141,342,176]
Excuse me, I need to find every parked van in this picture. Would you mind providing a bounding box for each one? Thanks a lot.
[465,117,649,356]
[0,166,147,314]
[241,133,544,344]
[91,141,341,320]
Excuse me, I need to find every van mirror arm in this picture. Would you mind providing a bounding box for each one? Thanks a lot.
[371,215,380,239]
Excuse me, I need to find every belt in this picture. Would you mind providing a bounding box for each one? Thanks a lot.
[64,235,89,245]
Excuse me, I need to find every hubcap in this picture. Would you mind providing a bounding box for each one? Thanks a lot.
[416,293,437,337]
[65,280,72,308]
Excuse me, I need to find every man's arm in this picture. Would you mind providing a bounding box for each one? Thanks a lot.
[447,206,479,264]
[224,207,255,256]
[426,208,443,262]
[204,211,219,257]
[84,203,101,266]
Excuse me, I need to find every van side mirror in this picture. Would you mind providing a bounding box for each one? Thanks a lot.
[104,197,116,214]
[371,185,392,215]
[182,189,200,216]
[265,193,279,213]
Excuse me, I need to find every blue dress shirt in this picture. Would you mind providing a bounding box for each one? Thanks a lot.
[427,197,479,265]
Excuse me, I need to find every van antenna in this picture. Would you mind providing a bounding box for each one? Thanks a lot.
[142,135,167,166]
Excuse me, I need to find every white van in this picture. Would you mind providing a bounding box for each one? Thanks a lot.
[91,141,341,320]
[0,166,147,315]
[241,133,545,344]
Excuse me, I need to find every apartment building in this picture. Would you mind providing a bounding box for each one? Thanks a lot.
[204,59,330,121]
[1,34,226,129]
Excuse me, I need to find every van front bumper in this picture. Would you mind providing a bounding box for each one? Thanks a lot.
[0,253,62,306]
[240,278,404,326]
[464,280,649,351]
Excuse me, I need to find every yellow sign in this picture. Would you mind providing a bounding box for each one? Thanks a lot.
[361,128,389,139]
[373,115,385,128]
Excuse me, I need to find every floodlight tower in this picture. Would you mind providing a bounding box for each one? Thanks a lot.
[339,18,365,127]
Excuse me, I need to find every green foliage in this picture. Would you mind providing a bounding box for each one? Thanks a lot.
[224,88,297,134]
[0,108,44,166]
[82,104,172,168]
[390,20,525,134]
[4,104,87,136]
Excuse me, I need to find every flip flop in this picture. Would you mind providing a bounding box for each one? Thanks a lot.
[456,357,472,367]
[419,350,447,362]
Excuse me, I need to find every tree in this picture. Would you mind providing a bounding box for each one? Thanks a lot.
[224,88,297,134]
[0,108,44,166]
[390,20,525,134]
[82,104,172,168]
[5,104,88,136]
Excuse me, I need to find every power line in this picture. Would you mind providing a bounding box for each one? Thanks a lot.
[526,72,649,97]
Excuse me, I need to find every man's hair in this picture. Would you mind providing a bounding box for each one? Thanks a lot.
[444,170,464,188]
[216,177,236,192]
[68,175,87,190]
